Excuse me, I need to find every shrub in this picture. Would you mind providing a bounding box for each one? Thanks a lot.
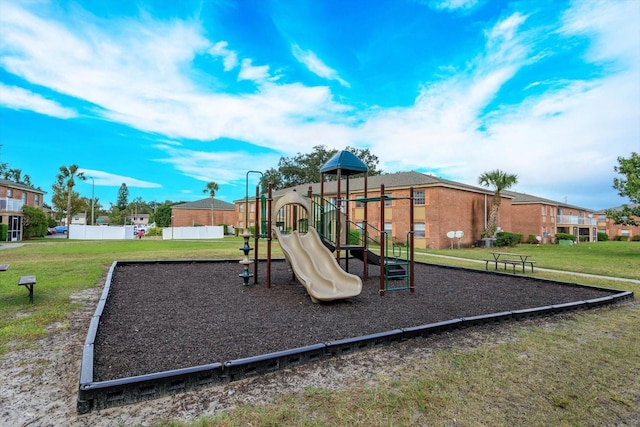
[527,234,536,244]
[22,206,48,239]
[632,235,640,241]
[555,232,575,243]
[349,229,361,245]
[597,232,609,242]
[145,227,163,237]
[0,223,7,241]
[613,235,629,241]
[495,231,522,247]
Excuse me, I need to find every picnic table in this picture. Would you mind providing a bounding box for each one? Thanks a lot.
[485,252,536,274]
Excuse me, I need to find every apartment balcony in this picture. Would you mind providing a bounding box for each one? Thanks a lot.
[557,215,596,226]
[0,197,24,212]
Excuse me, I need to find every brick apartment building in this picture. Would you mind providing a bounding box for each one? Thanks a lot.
[171,198,236,227]
[0,179,46,241]
[505,191,598,244]
[595,204,640,240]
[234,171,604,249]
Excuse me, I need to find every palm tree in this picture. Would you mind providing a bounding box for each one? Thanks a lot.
[478,169,518,238]
[202,181,219,226]
[57,164,86,237]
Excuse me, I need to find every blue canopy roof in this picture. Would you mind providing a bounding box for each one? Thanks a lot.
[319,150,368,176]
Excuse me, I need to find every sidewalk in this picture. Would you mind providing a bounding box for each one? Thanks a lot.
[0,243,26,250]
[416,252,640,285]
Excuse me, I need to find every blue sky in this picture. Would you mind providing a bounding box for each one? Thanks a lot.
[1,0,639,211]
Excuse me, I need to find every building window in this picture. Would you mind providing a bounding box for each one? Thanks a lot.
[384,193,392,207]
[22,193,27,203]
[239,204,244,213]
[250,203,255,212]
[7,189,12,197]
[414,222,425,238]
[35,194,39,205]
[414,191,425,206]
[355,197,364,208]
[598,214,606,222]
[384,222,392,236]
[621,229,630,237]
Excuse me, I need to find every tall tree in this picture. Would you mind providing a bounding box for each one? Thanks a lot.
[264,145,383,190]
[203,181,219,226]
[56,164,86,236]
[478,169,518,238]
[605,152,640,226]
[8,168,22,182]
[117,183,129,223]
[154,204,172,227]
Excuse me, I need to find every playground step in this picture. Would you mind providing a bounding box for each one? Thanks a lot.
[385,264,407,279]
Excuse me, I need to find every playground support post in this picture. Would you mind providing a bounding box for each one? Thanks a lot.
[254,184,260,284]
[410,186,415,293]
[245,170,263,229]
[379,184,386,296]
[266,184,273,289]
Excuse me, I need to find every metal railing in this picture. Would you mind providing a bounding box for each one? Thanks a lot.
[0,197,24,212]
[556,215,596,225]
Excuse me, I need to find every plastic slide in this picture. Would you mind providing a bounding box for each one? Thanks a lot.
[272,226,363,303]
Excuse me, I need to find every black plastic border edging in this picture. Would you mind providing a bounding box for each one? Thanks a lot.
[77,260,635,414]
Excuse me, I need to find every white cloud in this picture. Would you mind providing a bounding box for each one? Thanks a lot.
[357,4,639,208]
[237,58,271,82]
[560,0,639,69]
[291,44,350,87]
[0,3,349,155]
[429,0,480,12]
[79,169,162,188]
[208,41,238,71]
[0,83,77,118]
[153,144,281,185]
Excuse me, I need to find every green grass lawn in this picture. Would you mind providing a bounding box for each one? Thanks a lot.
[418,240,640,280]
[0,238,638,426]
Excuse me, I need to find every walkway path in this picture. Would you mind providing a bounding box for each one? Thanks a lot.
[0,243,25,250]
[416,252,640,285]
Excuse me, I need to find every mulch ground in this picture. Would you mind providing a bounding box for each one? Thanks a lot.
[92,259,616,381]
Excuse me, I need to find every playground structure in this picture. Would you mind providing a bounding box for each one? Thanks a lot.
[242,150,416,299]
[271,191,362,302]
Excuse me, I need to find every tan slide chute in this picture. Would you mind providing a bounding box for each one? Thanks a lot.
[272,191,362,303]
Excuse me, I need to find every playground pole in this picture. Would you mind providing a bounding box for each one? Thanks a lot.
[254,185,260,284]
[245,170,263,229]
[410,186,415,292]
[266,184,273,288]
[379,184,385,296]
[363,173,368,281]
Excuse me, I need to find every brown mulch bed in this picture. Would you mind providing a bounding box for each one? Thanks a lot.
[92,259,616,381]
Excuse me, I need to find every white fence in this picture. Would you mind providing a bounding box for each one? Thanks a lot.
[162,226,224,240]
[69,225,135,240]
[67,225,225,240]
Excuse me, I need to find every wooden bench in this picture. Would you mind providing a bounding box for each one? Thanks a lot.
[18,275,36,303]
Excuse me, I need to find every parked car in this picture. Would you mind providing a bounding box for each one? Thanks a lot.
[54,225,68,234]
